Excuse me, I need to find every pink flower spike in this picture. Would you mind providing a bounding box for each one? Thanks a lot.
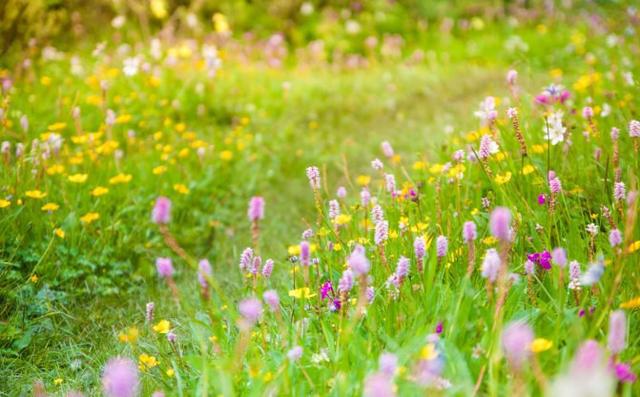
[152,196,171,224]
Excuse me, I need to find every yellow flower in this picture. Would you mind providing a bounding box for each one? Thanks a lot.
[91,186,109,197]
[53,378,63,386]
[153,165,167,175]
[68,173,88,183]
[530,338,553,353]
[41,203,60,212]
[522,165,535,175]
[30,274,39,283]
[150,0,168,19]
[139,353,159,370]
[413,161,426,170]
[628,240,640,254]
[220,150,233,161]
[333,243,342,252]
[166,368,175,377]
[0,199,10,208]
[46,164,65,175]
[80,212,100,224]
[153,319,171,334]
[356,175,371,186]
[40,76,51,86]
[118,327,139,343]
[420,343,439,360]
[620,297,640,309]
[174,183,189,195]
[482,236,497,246]
[334,214,352,226]
[213,13,230,33]
[54,228,65,239]
[495,171,512,185]
[288,287,316,299]
[25,190,47,199]
[531,144,546,154]
[109,173,132,185]
[429,163,444,174]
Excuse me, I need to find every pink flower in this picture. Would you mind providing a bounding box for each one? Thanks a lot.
[609,229,623,247]
[155,257,174,278]
[197,259,212,288]
[102,358,139,397]
[152,196,171,224]
[551,247,567,267]
[436,235,448,258]
[501,321,534,370]
[374,221,388,246]
[247,196,265,222]
[337,186,347,198]
[629,120,640,138]
[381,141,394,158]
[414,236,426,261]
[582,106,593,119]
[239,247,253,272]
[378,353,398,377]
[490,207,511,241]
[300,241,311,266]
[608,310,626,354]
[287,346,303,361]
[239,298,263,325]
[363,372,396,397]
[262,259,274,278]
[506,69,518,85]
[462,221,477,242]
[614,363,637,383]
[481,249,501,282]
[338,269,354,292]
[348,245,370,276]
[306,166,320,189]
[614,182,626,202]
[549,177,562,194]
[263,290,280,312]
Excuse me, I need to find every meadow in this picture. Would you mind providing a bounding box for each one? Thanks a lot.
[1,1,639,396]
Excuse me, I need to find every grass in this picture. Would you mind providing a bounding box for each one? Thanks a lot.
[1,4,640,396]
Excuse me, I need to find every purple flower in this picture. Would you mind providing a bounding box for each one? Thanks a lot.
[287,346,303,362]
[481,249,501,282]
[608,310,626,354]
[571,340,604,373]
[361,189,371,206]
[371,205,384,224]
[524,259,535,275]
[462,221,477,242]
[247,196,265,222]
[263,290,280,312]
[337,186,347,198]
[155,258,174,278]
[549,177,562,194]
[552,247,567,267]
[328,199,340,219]
[102,358,139,397]
[379,353,398,377]
[614,182,626,202]
[528,250,552,270]
[395,256,409,279]
[306,166,320,189]
[381,141,394,158]
[152,197,171,224]
[384,174,396,194]
[436,235,448,258]
[348,245,370,276]
[338,269,354,292]
[300,241,311,266]
[321,281,334,300]
[414,236,426,261]
[490,207,511,241]
[506,69,518,85]
[582,106,594,119]
[611,127,620,140]
[614,363,637,383]
[435,322,443,334]
[198,259,212,288]
[167,332,177,343]
[239,298,263,325]
[609,229,622,247]
[262,259,274,278]
[374,220,388,246]
[501,321,534,370]
[629,120,640,138]
[478,135,497,159]
[239,247,253,272]
[363,372,395,397]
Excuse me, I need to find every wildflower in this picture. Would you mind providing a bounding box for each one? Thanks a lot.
[614,182,626,202]
[238,298,263,325]
[506,69,518,85]
[524,259,535,275]
[287,346,303,362]
[152,197,171,224]
[395,256,409,281]
[328,199,340,219]
[414,236,426,260]
[239,247,253,272]
[374,221,388,246]
[300,241,311,266]
[614,363,637,383]
[102,358,139,397]
[608,310,626,354]
[481,249,501,282]
[338,269,354,293]
[197,259,212,289]
[247,196,265,221]
[384,174,396,194]
[549,177,562,194]
[537,194,546,205]
[41,203,59,212]
[262,259,274,278]
[363,372,395,397]
[478,135,498,159]
[263,290,279,312]
[620,297,640,309]
[544,111,566,145]
[582,106,593,119]
[436,236,448,258]
[249,256,261,275]
[156,258,174,278]
[145,302,154,323]
[490,207,511,241]
[25,190,47,199]
[173,184,189,195]
[80,212,100,224]
[586,223,599,236]
[68,173,88,183]
[371,158,384,170]
[381,141,394,158]
[629,120,640,138]
[501,321,534,370]
[336,186,347,198]
[550,340,615,396]
[0,199,10,208]
[166,332,177,343]
[531,338,553,353]
[551,247,567,267]
[609,229,622,247]
[153,320,171,334]
[138,353,159,370]
[474,96,498,124]
[92,186,109,196]
[371,205,384,224]
[463,221,477,242]
[288,287,315,299]
[109,173,132,185]
[348,245,370,276]
[306,166,320,190]
[361,188,371,206]
[580,260,605,286]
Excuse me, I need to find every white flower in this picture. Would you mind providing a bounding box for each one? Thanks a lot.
[586,223,599,236]
[111,15,126,29]
[123,57,140,76]
[545,111,566,145]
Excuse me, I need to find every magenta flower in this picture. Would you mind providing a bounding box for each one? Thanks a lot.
[321,281,334,300]
[435,322,443,334]
[501,321,534,370]
[247,196,265,222]
[614,363,637,383]
[262,290,280,312]
[238,298,263,325]
[537,194,546,205]
[102,357,139,397]
[155,257,174,278]
[490,207,511,241]
[571,340,605,373]
[527,250,552,270]
[608,310,626,354]
[549,177,562,194]
[152,196,171,224]
[462,221,477,242]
